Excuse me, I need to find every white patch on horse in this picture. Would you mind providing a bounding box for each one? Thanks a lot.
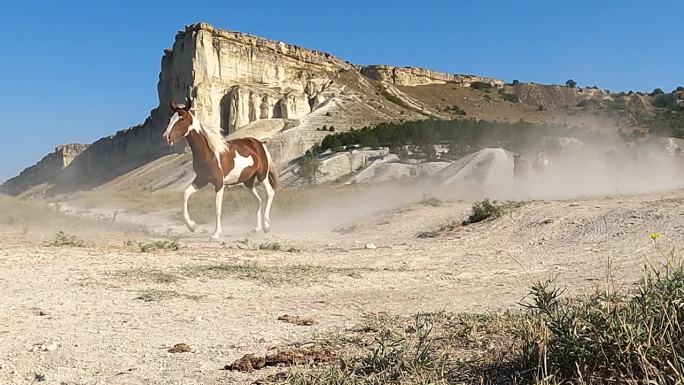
[224,152,254,185]
[163,112,181,138]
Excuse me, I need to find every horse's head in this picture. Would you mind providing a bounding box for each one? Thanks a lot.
[163,98,194,146]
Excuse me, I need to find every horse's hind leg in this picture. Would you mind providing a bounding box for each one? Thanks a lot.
[247,179,264,233]
[183,184,198,232]
[263,175,275,233]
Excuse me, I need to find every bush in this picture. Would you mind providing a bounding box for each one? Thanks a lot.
[654,93,679,110]
[313,118,596,157]
[512,79,520,85]
[519,259,684,383]
[650,87,665,96]
[470,81,494,92]
[565,79,577,88]
[44,231,85,247]
[463,199,502,225]
[298,153,322,184]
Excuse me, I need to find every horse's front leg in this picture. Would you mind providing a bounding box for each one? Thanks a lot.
[211,186,225,240]
[183,184,198,232]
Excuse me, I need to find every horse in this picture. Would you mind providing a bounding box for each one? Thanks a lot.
[162,98,278,239]
[532,149,552,178]
[513,153,531,181]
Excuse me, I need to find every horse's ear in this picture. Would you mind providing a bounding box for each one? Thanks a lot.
[184,98,193,111]
[169,101,178,112]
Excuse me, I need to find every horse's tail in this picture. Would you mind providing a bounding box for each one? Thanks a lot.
[263,143,279,190]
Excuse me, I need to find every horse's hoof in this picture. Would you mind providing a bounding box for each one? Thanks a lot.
[186,221,197,232]
[251,227,263,234]
[263,225,271,234]
[210,234,220,241]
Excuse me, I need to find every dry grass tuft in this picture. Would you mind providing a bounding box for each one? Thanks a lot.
[44,230,86,247]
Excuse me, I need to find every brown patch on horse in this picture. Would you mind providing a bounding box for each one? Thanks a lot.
[218,138,269,182]
[185,134,271,192]
[184,130,222,191]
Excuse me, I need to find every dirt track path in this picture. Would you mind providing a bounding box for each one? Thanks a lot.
[1,190,683,384]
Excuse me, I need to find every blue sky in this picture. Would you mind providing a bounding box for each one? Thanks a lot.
[1,0,682,182]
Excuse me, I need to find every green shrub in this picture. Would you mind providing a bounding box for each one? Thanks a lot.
[650,87,665,96]
[654,93,679,110]
[519,259,684,383]
[314,119,597,156]
[298,153,322,184]
[565,79,577,88]
[471,81,494,92]
[44,231,85,247]
[463,199,503,225]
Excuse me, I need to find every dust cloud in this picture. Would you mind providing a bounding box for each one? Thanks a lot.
[268,135,684,235]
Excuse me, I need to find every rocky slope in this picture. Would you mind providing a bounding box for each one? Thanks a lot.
[1,144,89,196]
[2,22,676,196]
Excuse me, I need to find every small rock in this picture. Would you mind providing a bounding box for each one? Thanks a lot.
[45,341,58,351]
[193,316,203,322]
[236,244,249,250]
[364,243,377,249]
[168,343,192,353]
[32,308,48,317]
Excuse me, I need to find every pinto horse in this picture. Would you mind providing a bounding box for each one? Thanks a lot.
[162,99,278,239]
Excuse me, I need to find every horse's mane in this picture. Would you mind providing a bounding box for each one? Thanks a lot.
[193,113,227,153]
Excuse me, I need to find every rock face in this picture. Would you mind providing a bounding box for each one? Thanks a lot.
[361,65,503,87]
[166,23,351,134]
[1,144,88,196]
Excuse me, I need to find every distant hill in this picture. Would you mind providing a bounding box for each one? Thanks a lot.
[2,22,682,196]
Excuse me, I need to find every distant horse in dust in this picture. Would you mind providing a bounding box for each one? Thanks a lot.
[513,154,531,181]
[162,98,278,239]
[532,150,552,178]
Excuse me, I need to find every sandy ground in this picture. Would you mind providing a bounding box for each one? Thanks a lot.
[1,188,683,384]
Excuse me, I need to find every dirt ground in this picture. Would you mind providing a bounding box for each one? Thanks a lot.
[0,187,683,384]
